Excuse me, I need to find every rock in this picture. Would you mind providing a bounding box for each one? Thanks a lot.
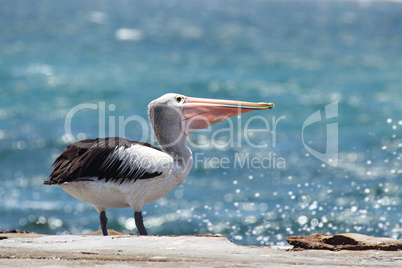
[1,233,401,267]
[286,233,402,251]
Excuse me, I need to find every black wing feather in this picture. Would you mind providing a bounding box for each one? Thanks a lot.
[44,138,163,185]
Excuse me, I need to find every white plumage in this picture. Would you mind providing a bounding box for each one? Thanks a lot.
[60,143,183,213]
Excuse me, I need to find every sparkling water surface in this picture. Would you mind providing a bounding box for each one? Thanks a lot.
[0,0,401,246]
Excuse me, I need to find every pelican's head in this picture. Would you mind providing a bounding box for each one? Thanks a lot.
[149,93,274,137]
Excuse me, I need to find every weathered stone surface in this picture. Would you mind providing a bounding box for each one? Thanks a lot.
[0,232,401,267]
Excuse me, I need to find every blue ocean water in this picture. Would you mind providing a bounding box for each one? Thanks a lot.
[0,0,401,246]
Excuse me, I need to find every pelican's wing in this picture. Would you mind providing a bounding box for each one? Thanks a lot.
[44,138,171,185]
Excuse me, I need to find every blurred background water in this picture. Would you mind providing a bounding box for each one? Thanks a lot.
[0,0,401,246]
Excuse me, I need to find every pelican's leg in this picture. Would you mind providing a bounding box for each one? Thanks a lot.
[134,211,148,235]
[100,211,108,236]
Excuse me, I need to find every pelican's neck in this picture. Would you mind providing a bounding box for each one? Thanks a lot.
[148,104,193,176]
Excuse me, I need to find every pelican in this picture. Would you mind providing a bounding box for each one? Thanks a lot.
[44,93,274,236]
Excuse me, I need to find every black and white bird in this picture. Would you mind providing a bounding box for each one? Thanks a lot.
[44,93,274,236]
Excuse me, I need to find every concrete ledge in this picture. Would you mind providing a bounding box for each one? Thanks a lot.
[0,233,401,267]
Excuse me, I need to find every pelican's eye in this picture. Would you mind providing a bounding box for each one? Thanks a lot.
[175,95,184,103]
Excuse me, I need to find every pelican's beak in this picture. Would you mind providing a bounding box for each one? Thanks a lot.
[181,96,275,135]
